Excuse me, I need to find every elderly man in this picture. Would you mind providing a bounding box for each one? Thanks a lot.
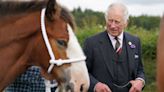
[83,3,145,92]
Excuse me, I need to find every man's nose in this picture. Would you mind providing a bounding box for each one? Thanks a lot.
[110,21,117,28]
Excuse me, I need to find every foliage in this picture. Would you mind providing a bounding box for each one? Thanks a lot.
[142,59,157,92]
[75,26,103,46]
[72,8,105,28]
[126,26,158,60]
[72,8,160,30]
[128,15,160,30]
[143,81,157,92]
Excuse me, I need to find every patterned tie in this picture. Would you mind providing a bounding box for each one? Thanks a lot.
[115,36,120,52]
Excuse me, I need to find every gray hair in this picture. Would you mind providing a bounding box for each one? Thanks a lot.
[105,3,129,23]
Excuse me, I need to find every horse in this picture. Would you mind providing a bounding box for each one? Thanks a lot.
[157,15,164,92]
[0,0,89,92]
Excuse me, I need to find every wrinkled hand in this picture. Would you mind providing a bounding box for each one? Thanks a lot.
[129,79,144,92]
[94,82,112,92]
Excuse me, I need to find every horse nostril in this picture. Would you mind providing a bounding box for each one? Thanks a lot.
[66,85,71,91]
[80,84,84,92]
[66,83,74,92]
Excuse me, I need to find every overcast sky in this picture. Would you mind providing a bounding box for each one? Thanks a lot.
[57,0,164,16]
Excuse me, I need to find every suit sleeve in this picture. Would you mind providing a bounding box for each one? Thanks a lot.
[136,37,145,80]
[83,38,99,92]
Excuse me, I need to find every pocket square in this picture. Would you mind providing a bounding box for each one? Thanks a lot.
[134,55,139,59]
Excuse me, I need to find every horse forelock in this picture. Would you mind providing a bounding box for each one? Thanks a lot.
[45,0,75,30]
[45,0,61,22]
[60,7,76,31]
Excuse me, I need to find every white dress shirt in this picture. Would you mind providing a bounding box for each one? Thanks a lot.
[107,32,124,50]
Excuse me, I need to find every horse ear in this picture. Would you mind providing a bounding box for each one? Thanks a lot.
[45,0,61,21]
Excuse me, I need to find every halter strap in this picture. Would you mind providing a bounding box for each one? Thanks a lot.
[41,8,56,73]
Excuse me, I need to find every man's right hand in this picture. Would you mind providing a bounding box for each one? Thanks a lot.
[94,82,112,92]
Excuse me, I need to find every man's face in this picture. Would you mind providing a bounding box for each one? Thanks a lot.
[106,8,127,37]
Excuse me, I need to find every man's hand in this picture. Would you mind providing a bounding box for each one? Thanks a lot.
[129,79,144,92]
[94,82,112,92]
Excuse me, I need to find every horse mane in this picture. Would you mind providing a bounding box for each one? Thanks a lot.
[0,0,75,30]
[0,1,47,16]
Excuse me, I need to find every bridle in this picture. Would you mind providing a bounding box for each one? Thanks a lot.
[41,8,86,73]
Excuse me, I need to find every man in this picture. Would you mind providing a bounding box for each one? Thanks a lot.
[83,3,145,92]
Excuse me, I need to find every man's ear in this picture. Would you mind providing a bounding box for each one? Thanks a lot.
[124,20,128,28]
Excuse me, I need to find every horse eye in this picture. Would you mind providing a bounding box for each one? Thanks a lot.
[57,40,67,47]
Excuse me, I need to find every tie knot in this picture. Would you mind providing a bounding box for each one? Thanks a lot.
[115,36,118,40]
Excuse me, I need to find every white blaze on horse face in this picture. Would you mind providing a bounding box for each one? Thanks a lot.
[66,24,90,92]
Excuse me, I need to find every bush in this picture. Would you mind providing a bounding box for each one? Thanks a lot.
[75,26,103,46]
[126,26,158,60]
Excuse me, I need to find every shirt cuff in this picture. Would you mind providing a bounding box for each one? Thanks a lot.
[93,82,100,92]
[136,77,145,87]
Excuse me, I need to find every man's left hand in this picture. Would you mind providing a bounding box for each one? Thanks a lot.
[129,79,144,92]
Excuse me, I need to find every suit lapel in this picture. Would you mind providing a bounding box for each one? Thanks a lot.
[98,31,115,78]
[124,33,135,76]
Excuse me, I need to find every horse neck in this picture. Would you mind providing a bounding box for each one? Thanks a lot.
[0,10,51,69]
[0,12,31,24]
[0,11,41,47]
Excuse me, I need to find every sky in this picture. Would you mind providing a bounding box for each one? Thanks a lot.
[57,0,164,16]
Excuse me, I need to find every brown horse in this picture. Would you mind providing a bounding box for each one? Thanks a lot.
[157,15,164,92]
[0,0,89,92]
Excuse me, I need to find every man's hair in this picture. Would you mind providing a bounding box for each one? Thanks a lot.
[104,3,129,23]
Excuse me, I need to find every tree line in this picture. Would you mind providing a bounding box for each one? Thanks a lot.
[71,7,161,30]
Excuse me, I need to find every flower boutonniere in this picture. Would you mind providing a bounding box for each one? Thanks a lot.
[128,41,136,49]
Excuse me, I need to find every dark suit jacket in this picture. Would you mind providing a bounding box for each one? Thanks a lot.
[83,31,145,92]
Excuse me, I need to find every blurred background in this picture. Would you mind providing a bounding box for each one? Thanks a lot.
[58,0,164,92]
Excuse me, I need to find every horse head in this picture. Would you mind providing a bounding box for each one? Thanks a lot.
[0,0,89,92]
[31,0,90,92]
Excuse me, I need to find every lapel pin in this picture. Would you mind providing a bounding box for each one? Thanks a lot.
[128,41,136,49]
[135,55,139,58]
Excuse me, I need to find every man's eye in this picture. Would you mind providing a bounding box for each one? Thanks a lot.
[115,20,120,24]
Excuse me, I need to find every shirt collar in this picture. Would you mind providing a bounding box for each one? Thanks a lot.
[107,31,124,49]
[107,31,124,42]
